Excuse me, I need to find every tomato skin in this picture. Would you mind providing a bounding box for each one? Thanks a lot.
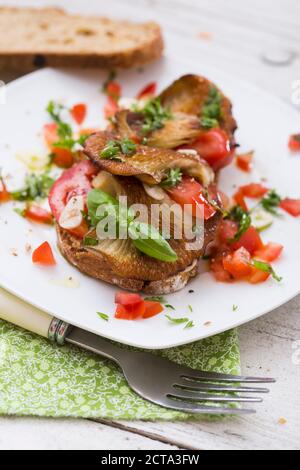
[68,220,89,239]
[247,267,270,284]
[115,292,143,307]
[218,219,238,245]
[167,176,216,220]
[24,204,53,225]
[106,82,122,100]
[232,226,264,255]
[0,179,10,203]
[137,82,157,99]
[51,147,74,168]
[104,96,119,119]
[185,129,232,171]
[254,242,283,262]
[43,123,59,148]
[48,161,97,222]
[115,302,146,320]
[71,103,87,125]
[143,300,164,319]
[239,183,269,199]
[223,247,252,279]
[288,134,300,152]
[236,152,253,172]
[232,189,248,211]
[280,198,300,217]
[32,241,56,265]
[211,257,233,282]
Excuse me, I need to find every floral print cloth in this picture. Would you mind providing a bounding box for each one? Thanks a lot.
[0,319,240,420]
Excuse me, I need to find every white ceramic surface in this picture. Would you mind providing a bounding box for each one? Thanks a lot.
[1,57,299,349]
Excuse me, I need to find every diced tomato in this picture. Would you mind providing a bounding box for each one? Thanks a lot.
[104,96,119,119]
[288,134,300,152]
[137,82,157,99]
[115,292,143,307]
[183,129,233,171]
[32,241,56,265]
[24,204,53,225]
[71,103,87,125]
[223,247,252,279]
[254,242,283,262]
[0,178,10,203]
[48,160,98,222]
[211,257,233,282]
[43,123,59,148]
[143,300,164,319]
[115,302,146,320]
[232,226,264,255]
[247,267,270,284]
[280,198,300,217]
[106,82,122,100]
[239,183,269,199]
[218,219,238,245]
[233,189,248,211]
[236,152,253,172]
[51,147,74,168]
[129,133,142,144]
[167,176,216,220]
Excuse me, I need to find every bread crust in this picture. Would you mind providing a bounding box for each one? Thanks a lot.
[56,225,198,294]
[0,7,164,71]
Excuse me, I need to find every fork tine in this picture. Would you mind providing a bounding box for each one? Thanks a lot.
[169,391,262,403]
[162,397,256,415]
[179,368,275,384]
[175,380,269,393]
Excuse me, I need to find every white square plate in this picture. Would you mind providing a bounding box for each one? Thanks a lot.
[1,57,300,349]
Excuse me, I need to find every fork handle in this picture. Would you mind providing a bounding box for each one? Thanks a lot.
[65,326,124,365]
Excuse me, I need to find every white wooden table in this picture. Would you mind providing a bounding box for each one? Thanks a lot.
[0,0,299,450]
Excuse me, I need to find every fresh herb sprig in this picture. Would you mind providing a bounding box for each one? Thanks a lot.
[227,206,251,242]
[160,168,182,188]
[252,259,282,282]
[200,87,222,129]
[46,101,88,150]
[260,190,282,215]
[12,172,55,201]
[86,189,178,263]
[97,312,109,321]
[100,139,137,160]
[135,98,172,136]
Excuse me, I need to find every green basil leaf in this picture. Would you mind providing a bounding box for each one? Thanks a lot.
[87,189,119,226]
[128,221,178,262]
[165,315,190,324]
[83,236,98,247]
[252,259,282,282]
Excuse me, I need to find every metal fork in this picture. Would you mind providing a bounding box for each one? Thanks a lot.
[65,327,275,415]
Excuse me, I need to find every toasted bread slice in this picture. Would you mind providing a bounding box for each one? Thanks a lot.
[0,7,163,71]
[57,174,221,293]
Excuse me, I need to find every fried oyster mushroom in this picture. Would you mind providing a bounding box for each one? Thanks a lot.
[112,74,237,149]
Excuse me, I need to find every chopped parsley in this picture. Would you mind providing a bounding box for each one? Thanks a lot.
[184,320,195,329]
[260,190,282,215]
[188,305,193,313]
[227,206,251,242]
[160,168,182,188]
[12,172,55,201]
[232,304,238,312]
[46,100,87,150]
[200,87,222,129]
[97,312,109,321]
[136,98,172,136]
[252,259,282,282]
[100,139,137,160]
[144,295,166,303]
[165,315,190,325]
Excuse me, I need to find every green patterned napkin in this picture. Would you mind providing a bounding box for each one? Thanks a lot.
[0,319,240,420]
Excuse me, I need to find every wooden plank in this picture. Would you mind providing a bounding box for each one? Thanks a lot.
[0,416,179,450]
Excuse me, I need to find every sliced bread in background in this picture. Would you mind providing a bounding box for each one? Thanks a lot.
[0,7,163,75]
